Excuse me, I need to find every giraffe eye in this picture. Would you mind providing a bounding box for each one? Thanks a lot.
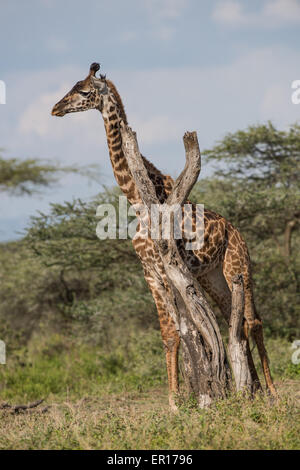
[80,90,90,97]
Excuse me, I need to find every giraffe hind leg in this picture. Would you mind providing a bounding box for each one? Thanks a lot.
[199,266,262,392]
[241,282,277,397]
[249,313,278,397]
[243,320,262,393]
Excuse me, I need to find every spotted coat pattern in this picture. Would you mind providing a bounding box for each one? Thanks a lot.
[52,64,276,406]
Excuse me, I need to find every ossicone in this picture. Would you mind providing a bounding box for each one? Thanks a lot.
[89,62,100,76]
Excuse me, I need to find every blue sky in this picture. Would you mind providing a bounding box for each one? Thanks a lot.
[0,0,299,240]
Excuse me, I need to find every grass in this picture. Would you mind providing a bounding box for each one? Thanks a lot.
[0,333,299,450]
[0,384,299,450]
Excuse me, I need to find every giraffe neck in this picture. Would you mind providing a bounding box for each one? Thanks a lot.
[100,91,141,205]
[99,85,172,205]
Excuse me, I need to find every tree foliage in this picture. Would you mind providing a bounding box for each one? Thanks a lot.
[0,152,100,195]
[1,122,299,343]
[193,122,300,336]
[204,121,300,188]
[21,188,157,341]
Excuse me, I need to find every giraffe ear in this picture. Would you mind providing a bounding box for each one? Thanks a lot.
[89,63,100,76]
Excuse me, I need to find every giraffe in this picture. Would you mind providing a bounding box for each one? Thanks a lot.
[51,63,276,407]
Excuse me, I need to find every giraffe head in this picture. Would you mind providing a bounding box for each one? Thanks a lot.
[51,63,108,117]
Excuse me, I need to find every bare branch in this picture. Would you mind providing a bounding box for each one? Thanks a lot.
[0,399,47,413]
[167,131,201,206]
[121,124,158,208]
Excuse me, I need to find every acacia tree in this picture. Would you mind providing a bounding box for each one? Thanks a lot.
[0,152,99,195]
[21,122,300,347]
[25,189,140,305]
[195,122,300,337]
[203,122,300,261]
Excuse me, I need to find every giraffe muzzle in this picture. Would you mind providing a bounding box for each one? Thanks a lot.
[51,103,66,117]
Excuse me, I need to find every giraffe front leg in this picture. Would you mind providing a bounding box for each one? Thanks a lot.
[163,327,180,411]
[144,269,180,411]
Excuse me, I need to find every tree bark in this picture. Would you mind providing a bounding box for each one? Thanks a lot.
[121,124,233,404]
[228,274,253,393]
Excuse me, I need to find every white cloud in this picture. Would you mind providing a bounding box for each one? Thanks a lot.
[212,0,246,25]
[9,66,106,165]
[18,81,102,146]
[1,46,299,239]
[19,84,70,137]
[143,0,188,40]
[145,0,188,20]
[11,47,300,165]
[131,114,182,144]
[212,0,300,27]
[264,0,300,22]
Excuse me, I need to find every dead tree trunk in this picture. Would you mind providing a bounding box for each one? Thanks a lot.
[228,274,253,393]
[121,124,258,405]
[121,125,235,405]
